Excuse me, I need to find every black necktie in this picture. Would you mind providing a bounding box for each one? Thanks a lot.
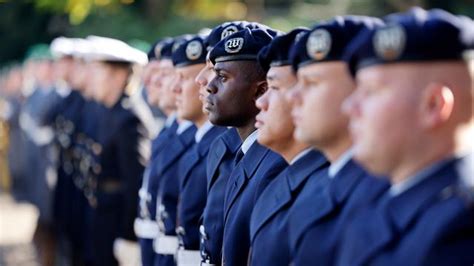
[233,149,244,167]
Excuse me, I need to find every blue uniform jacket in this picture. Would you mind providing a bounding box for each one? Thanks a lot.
[137,121,178,266]
[337,155,474,266]
[176,126,227,250]
[222,142,287,266]
[200,128,241,264]
[155,124,197,236]
[290,159,389,265]
[154,124,196,266]
[141,120,179,221]
[249,150,329,266]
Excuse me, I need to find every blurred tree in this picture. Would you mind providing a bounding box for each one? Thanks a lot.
[0,1,64,65]
[0,0,472,68]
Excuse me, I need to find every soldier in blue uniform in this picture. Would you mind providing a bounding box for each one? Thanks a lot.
[337,8,474,266]
[286,16,390,265]
[248,28,330,266]
[196,21,258,266]
[79,36,150,266]
[170,35,227,265]
[135,37,177,266]
[206,28,288,266]
[152,36,197,266]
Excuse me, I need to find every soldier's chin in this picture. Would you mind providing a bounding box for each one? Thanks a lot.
[207,111,223,126]
[353,147,383,177]
[293,128,311,145]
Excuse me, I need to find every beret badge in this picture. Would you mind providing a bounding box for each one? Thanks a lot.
[306,29,332,61]
[221,26,239,40]
[373,24,406,61]
[224,37,244,54]
[154,43,163,59]
[185,40,203,60]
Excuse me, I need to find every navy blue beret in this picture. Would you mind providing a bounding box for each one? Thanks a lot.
[258,27,309,71]
[209,28,275,65]
[147,39,160,60]
[158,38,176,59]
[205,21,254,51]
[147,37,172,60]
[205,21,281,52]
[172,35,207,67]
[344,7,474,75]
[290,16,383,71]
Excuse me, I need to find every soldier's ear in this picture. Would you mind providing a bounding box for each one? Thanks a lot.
[419,82,454,129]
[254,80,268,100]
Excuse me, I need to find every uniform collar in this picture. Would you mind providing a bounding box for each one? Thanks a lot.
[222,128,242,154]
[165,113,177,128]
[385,157,461,231]
[290,148,313,165]
[176,120,193,135]
[288,149,329,191]
[330,159,367,204]
[195,120,214,143]
[328,148,354,178]
[241,130,258,154]
[389,157,454,197]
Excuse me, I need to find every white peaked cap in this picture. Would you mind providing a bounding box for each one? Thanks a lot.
[50,37,76,58]
[86,35,148,65]
[72,38,93,59]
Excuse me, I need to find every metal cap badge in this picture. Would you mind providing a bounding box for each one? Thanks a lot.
[373,24,406,61]
[225,37,244,54]
[185,40,203,60]
[306,29,332,61]
[221,25,239,40]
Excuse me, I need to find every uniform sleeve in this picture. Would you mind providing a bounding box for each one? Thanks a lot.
[116,115,150,240]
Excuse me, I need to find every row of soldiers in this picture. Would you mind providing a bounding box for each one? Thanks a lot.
[2,6,474,266]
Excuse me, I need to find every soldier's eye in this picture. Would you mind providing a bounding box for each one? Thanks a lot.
[218,74,227,82]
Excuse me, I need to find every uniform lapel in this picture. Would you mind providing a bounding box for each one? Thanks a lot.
[289,170,332,249]
[158,126,195,175]
[251,150,329,240]
[207,140,227,190]
[223,143,268,223]
[352,158,458,265]
[250,169,291,240]
[181,127,226,188]
[180,145,201,188]
[207,128,241,191]
[348,200,395,266]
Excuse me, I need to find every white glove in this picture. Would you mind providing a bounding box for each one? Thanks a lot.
[113,238,141,266]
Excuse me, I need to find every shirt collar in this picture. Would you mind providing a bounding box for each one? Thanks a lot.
[290,148,313,165]
[195,120,214,143]
[241,130,258,154]
[176,120,193,135]
[389,157,454,197]
[328,148,354,178]
[165,113,177,128]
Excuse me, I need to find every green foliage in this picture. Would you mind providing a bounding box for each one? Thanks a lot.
[0,0,472,68]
